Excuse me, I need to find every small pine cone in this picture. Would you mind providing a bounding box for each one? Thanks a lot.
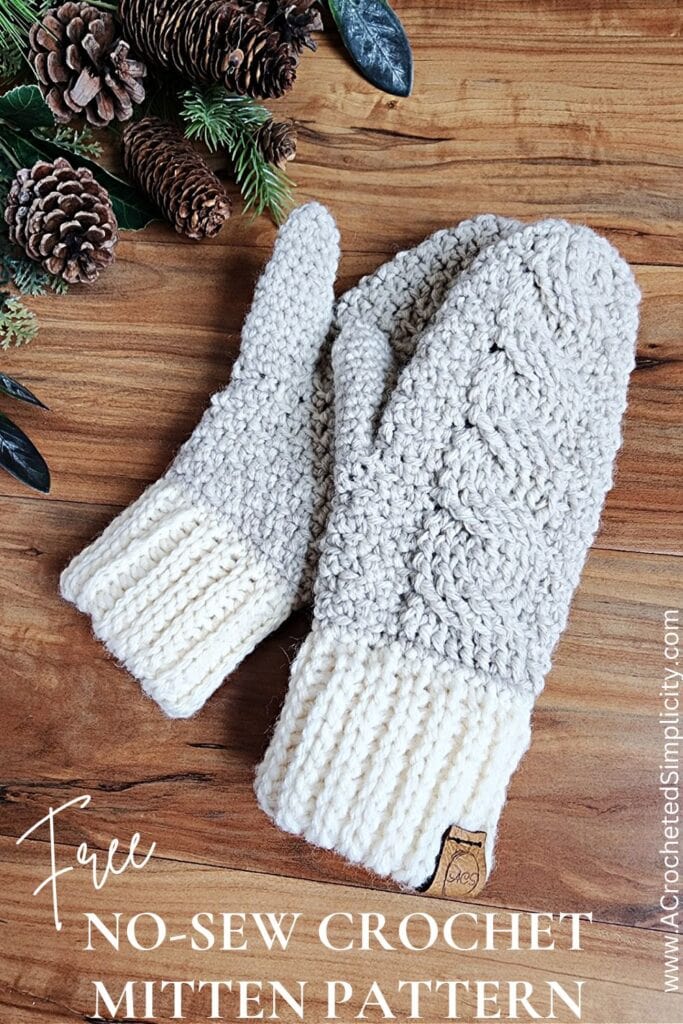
[119,0,298,100]
[29,3,146,127]
[122,118,232,240]
[255,118,297,167]
[247,0,323,54]
[4,157,118,285]
[235,23,297,99]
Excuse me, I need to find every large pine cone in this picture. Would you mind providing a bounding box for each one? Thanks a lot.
[120,0,298,99]
[255,118,297,167]
[4,158,118,284]
[122,118,232,240]
[29,2,146,127]
[246,0,322,54]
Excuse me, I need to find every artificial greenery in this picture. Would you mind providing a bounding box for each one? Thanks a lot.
[0,293,37,347]
[181,85,262,151]
[0,85,157,228]
[0,0,413,498]
[0,31,22,84]
[1,237,69,298]
[0,0,412,351]
[0,369,49,491]
[327,0,413,97]
[180,86,294,223]
[33,125,104,160]
[0,0,39,74]
[0,76,290,345]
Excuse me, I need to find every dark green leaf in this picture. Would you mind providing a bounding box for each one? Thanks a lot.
[1,127,158,230]
[0,411,50,492]
[0,83,54,131]
[0,372,48,408]
[328,0,413,97]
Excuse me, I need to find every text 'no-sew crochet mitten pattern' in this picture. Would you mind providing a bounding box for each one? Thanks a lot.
[256,219,640,888]
[60,202,340,718]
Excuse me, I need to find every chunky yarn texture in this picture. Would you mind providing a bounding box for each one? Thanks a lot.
[61,202,340,717]
[256,218,641,888]
[59,209,520,718]
[59,202,640,889]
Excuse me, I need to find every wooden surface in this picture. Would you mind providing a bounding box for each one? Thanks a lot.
[1,2,682,1021]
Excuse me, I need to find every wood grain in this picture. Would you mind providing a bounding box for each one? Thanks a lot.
[1,1,681,1019]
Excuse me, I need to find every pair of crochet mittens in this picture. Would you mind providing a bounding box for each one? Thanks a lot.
[61,204,640,888]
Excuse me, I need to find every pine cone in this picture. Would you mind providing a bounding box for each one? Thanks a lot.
[119,0,298,99]
[4,158,118,285]
[122,118,232,240]
[255,118,297,167]
[29,3,146,127]
[247,0,323,53]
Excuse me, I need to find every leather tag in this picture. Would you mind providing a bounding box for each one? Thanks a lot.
[422,825,487,899]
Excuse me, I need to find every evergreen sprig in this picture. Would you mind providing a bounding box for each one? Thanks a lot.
[231,122,294,224]
[0,0,39,59]
[33,124,103,160]
[0,32,22,84]
[181,85,267,151]
[180,86,294,224]
[0,292,37,348]
[2,250,69,296]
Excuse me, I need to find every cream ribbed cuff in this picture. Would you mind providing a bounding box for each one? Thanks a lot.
[255,628,534,889]
[60,477,293,718]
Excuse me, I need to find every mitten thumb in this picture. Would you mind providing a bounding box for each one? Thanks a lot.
[332,319,395,469]
[237,202,340,380]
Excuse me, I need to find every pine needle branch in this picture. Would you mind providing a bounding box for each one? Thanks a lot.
[231,125,294,223]
[0,0,47,80]
[181,85,270,151]
[0,0,38,53]
[180,86,294,224]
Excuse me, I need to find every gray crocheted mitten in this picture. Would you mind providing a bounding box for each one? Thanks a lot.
[256,219,640,888]
[61,203,340,718]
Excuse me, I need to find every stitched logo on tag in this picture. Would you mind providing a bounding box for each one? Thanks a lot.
[422,825,487,899]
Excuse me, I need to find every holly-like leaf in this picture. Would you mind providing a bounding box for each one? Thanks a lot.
[0,411,50,492]
[328,0,413,97]
[1,124,157,231]
[0,83,54,132]
[0,372,48,408]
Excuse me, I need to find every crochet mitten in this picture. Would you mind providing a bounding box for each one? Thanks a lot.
[256,219,640,888]
[61,202,340,718]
